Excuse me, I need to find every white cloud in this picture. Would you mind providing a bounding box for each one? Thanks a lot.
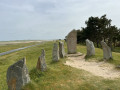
[0,0,120,41]
[0,2,34,12]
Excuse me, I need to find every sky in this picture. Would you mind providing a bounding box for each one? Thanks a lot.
[0,0,120,41]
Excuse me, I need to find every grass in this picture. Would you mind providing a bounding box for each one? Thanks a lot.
[0,42,40,53]
[113,47,120,53]
[77,44,120,65]
[0,41,120,90]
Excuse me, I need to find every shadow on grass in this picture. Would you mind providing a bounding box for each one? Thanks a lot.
[85,55,114,63]
[113,47,120,53]
[29,68,48,82]
[50,60,60,65]
[50,57,66,65]
[98,58,114,64]
[106,58,114,64]
[22,68,45,90]
[85,55,95,60]
[22,82,36,90]
[98,58,114,63]
[113,51,120,53]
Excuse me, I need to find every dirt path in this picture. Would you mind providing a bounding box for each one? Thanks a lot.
[65,53,120,79]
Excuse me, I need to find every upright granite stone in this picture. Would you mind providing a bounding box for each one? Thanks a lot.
[86,39,95,56]
[101,41,112,60]
[36,49,47,71]
[66,30,77,54]
[59,41,65,58]
[7,58,30,90]
[52,43,59,61]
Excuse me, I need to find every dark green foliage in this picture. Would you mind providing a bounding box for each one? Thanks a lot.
[77,14,120,49]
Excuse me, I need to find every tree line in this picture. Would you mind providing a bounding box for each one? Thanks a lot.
[77,15,120,50]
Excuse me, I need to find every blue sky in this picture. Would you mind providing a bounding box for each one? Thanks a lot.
[0,0,120,41]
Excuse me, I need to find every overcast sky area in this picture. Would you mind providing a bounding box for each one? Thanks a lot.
[0,0,120,41]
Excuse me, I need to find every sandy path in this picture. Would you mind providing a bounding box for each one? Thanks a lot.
[65,53,120,79]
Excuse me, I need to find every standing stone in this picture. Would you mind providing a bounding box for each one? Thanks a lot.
[7,58,30,90]
[101,41,112,60]
[52,43,59,61]
[86,39,95,56]
[66,30,77,54]
[36,49,47,71]
[59,41,65,58]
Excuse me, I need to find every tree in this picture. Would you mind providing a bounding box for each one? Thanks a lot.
[83,15,111,47]
[77,14,120,49]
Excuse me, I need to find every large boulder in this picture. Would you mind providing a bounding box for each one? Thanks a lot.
[59,41,65,58]
[52,43,59,61]
[36,49,47,71]
[66,30,77,54]
[86,39,95,56]
[101,41,112,60]
[7,58,30,90]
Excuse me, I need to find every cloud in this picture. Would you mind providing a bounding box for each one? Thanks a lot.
[0,0,120,41]
[0,2,34,12]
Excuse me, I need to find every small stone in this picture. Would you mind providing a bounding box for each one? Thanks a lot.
[59,41,65,58]
[66,30,77,54]
[7,58,30,90]
[101,41,112,60]
[36,49,47,71]
[52,43,59,61]
[86,39,95,56]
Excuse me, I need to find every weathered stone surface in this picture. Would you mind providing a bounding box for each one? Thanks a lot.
[66,30,77,54]
[59,41,65,58]
[52,43,59,61]
[36,49,47,71]
[86,39,95,56]
[101,41,112,60]
[7,58,30,90]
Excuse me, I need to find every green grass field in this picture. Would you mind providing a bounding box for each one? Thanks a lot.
[0,42,40,53]
[0,41,120,90]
